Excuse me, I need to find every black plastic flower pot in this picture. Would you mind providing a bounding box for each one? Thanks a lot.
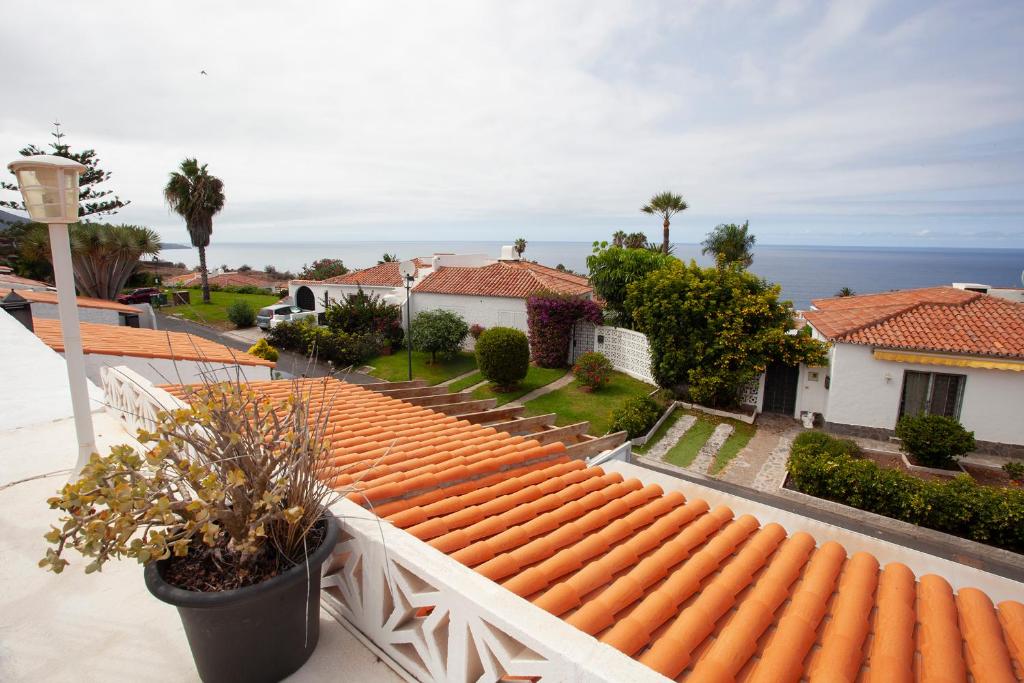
[145,513,339,683]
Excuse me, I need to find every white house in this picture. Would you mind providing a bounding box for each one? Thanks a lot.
[2,287,155,328]
[30,317,275,386]
[798,286,1024,456]
[288,249,593,336]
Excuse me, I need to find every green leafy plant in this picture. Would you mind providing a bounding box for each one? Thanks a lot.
[1003,461,1024,482]
[248,338,279,362]
[573,351,613,391]
[266,318,315,353]
[586,241,673,327]
[41,381,345,585]
[895,414,976,468]
[475,327,530,390]
[469,324,486,340]
[701,220,756,269]
[297,258,347,280]
[226,300,257,328]
[628,259,828,406]
[610,395,662,438]
[787,431,1023,553]
[410,309,468,363]
[324,288,403,348]
[640,191,688,254]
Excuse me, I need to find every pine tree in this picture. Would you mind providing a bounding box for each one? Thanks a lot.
[1,121,131,218]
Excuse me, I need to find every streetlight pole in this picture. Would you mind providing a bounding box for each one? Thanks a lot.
[7,155,96,474]
[405,274,413,382]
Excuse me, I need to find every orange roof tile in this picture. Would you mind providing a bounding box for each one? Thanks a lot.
[306,259,433,287]
[2,288,140,314]
[805,286,1024,358]
[164,377,1024,681]
[33,318,275,367]
[414,260,592,299]
[166,271,284,289]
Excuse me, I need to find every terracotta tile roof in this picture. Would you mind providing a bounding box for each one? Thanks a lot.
[1,288,139,314]
[166,272,285,289]
[163,377,1024,681]
[32,318,275,367]
[310,259,433,287]
[805,286,1024,359]
[414,260,592,299]
[0,272,49,289]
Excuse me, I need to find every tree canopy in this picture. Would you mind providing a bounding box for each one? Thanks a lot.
[164,159,225,303]
[701,220,756,269]
[19,223,160,299]
[1,122,130,219]
[627,259,828,406]
[641,191,688,254]
[586,240,674,327]
[410,309,468,362]
[298,258,348,280]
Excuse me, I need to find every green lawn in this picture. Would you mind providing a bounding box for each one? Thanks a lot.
[661,409,756,472]
[522,371,655,436]
[470,366,568,406]
[447,371,483,393]
[160,288,279,328]
[366,350,477,385]
[633,407,682,455]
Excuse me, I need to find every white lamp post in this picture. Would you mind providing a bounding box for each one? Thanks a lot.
[7,155,96,473]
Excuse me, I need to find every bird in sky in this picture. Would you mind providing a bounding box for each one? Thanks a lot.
[200,70,207,75]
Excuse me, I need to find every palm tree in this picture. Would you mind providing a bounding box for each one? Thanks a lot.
[21,223,160,299]
[835,287,856,297]
[641,191,688,254]
[623,232,648,249]
[164,159,225,303]
[513,237,527,258]
[379,253,398,264]
[611,230,627,248]
[701,221,756,269]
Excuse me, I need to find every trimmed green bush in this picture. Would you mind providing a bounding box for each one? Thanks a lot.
[411,310,469,362]
[226,300,257,328]
[475,327,530,390]
[247,338,279,362]
[895,414,975,468]
[1003,461,1024,481]
[787,431,1024,553]
[267,318,380,367]
[609,395,662,438]
[573,351,613,391]
[266,318,314,352]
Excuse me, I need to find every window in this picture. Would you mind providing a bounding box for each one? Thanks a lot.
[899,371,965,419]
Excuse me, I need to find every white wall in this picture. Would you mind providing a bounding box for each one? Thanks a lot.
[411,292,528,334]
[71,353,272,387]
[824,343,1024,445]
[795,362,830,417]
[0,309,105,431]
[288,283,400,312]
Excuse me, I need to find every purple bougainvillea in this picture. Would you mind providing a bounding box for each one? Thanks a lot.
[526,291,603,368]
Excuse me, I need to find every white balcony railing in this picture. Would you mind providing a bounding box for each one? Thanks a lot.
[101,365,189,434]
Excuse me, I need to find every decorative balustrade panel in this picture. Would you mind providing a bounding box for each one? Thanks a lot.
[738,376,762,408]
[101,365,188,434]
[571,322,655,384]
[322,499,665,683]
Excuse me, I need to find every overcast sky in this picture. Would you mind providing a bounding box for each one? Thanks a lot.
[2,1,1022,247]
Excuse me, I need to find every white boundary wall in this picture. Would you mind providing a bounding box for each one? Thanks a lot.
[571,321,655,384]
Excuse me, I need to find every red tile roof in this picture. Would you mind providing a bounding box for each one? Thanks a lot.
[163,377,1024,681]
[309,259,433,287]
[33,318,275,367]
[805,286,1024,359]
[414,260,592,299]
[2,288,139,314]
[166,272,284,289]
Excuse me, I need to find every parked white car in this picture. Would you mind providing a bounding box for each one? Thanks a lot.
[256,305,317,330]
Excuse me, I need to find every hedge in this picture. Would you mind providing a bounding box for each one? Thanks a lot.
[787,431,1024,554]
[267,319,382,368]
[475,327,529,389]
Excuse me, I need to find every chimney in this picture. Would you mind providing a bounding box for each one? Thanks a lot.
[1,291,33,331]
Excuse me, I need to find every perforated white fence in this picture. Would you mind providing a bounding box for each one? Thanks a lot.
[570,322,655,384]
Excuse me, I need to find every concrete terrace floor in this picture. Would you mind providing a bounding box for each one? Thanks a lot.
[0,412,403,683]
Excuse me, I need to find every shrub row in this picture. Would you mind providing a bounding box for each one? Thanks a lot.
[787,431,1024,554]
[266,319,383,368]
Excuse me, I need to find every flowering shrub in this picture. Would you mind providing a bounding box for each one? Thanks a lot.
[469,323,486,339]
[573,351,612,391]
[526,291,603,368]
[247,338,279,362]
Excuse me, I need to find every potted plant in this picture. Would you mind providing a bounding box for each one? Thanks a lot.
[40,380,346,683]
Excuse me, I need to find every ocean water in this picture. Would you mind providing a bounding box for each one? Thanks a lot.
[161,241,1024,309]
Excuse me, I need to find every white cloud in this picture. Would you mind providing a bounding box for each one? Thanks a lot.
[0,0,1021,246]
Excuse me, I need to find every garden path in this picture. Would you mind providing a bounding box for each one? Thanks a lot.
[689,422,733,474]
[642,414,696,461]
[508,372,575,406]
